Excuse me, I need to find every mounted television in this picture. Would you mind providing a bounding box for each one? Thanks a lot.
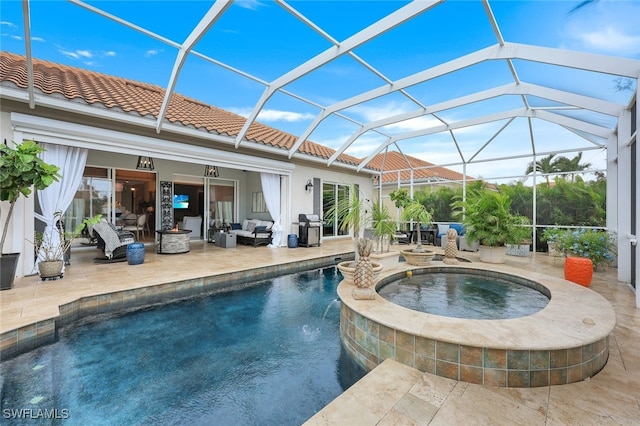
[173,194,189,209]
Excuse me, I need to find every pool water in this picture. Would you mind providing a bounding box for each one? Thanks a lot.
[0,267,363,425]
[378,272,549,320]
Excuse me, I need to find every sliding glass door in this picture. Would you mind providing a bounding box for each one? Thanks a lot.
[322,182,351,237]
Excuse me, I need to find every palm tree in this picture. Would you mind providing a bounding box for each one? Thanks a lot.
[400,198,433,253]
[525,154,557,185]
[553,152,592,182]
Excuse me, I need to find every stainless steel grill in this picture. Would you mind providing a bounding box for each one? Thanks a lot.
[298,214,322,247]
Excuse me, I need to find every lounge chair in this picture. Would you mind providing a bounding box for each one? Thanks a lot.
[93,220,136,261]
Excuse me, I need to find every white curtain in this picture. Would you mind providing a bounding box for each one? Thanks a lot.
[34,143,88,270]
[260,172,282,248]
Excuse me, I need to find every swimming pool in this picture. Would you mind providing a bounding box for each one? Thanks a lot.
[0,266,363,425]
[378,271,549,319]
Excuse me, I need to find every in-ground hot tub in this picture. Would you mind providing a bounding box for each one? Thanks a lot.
[339,264,616,388]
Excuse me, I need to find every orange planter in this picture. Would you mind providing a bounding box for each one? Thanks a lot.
[564,256,593,287]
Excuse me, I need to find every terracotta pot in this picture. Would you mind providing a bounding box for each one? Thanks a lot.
[564,256,593,287]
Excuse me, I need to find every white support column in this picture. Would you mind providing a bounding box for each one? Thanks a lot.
[616,109,631,284]
[606,134,618,235]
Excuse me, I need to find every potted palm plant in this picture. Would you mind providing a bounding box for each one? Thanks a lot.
[1,141,60,290]
[370,201,400,270]
[452,184,521,264]
[324,185,383,284]
[399,196,435,265]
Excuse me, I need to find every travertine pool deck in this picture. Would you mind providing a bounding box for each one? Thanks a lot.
[1,240,638,424]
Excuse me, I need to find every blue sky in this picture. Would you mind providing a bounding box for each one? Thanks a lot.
[2,0,639,182]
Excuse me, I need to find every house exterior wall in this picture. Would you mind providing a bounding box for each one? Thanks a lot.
[0,109,374,279]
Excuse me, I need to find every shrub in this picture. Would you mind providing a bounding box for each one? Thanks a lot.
[554,228,616,270]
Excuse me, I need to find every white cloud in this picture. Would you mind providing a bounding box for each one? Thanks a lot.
[227,107,314,122]
[58,49,98,60]
[9,34,21,41]
[31,36,45,42]
[145,49,161,57]
[258,109,315,122]
[573,26,640,56]
[59,49,80,59]
[104,51,116,57]
[0,21,17,29]
[565,2,640,56]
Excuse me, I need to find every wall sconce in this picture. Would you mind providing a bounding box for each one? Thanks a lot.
[305,179,314,193]
[136,156,154,171]
[204,165,219,177]
[372,175,380,185]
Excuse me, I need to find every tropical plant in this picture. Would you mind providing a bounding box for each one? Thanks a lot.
[507,215,532,245]
[371,202,396,253]
[30,211,101,262]
[324,184,371,261]
[400,197,433,253]
[389,187,411,210]
[452,184,522,247]
[553,152,592,182]
[553,228,616,270]
[0,140,61,254]
[525,153,557,185]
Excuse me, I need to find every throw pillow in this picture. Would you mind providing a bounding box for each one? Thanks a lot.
[247,222,257,232]
[254,226,267,232]
[231,223,242,230]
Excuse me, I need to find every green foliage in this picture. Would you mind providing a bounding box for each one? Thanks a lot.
[31,212,102,261]
[534,177,605,226]
[389,188,411,209]
[324,185,368,239]
[415,186,460,221]
[400,197,433,253]
[371,202,396,253]
[508,215,532,245]
[452,184,523,247]
[553,228,616,270]
[1,141,61,253]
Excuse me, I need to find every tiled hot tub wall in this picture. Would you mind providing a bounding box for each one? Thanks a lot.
[340,302,609,388]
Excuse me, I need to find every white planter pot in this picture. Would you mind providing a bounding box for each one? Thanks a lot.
[370,251,400,271]
[506,243,530,257]
[478,245,507,264]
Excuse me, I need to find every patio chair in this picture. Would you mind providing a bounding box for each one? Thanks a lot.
[93,219,136,261]
[123,214,147,240]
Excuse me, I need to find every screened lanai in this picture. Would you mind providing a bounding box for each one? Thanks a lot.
[2,0,639,305]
